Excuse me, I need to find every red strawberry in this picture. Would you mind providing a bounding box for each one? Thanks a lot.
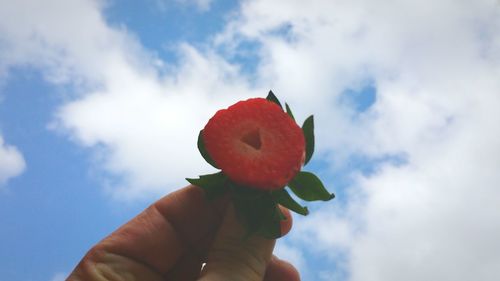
[202,98,305,190]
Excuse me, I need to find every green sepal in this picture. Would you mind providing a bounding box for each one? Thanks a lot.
[266,90,282,109]
[285,103,295,121]
[197,130,219,169]
[256,205,283,239]
[231,183,283,239]
[230,181,268,200]
[276,206,287,220]
[288,171,335,201]
[272,189,309,216]
[186,172,228,200]
[302,115,315,165]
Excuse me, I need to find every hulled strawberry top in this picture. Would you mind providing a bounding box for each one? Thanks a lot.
[187,91,334,239]
[202,98,305,190]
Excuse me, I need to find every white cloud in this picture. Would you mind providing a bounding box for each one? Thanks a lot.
[1,0,500,280]
[274,238,306,277]
[224,0,500,280]
[0,135,25,186]
[56,45,259,199]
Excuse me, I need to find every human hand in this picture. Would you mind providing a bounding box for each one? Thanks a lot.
[67,185,300,281]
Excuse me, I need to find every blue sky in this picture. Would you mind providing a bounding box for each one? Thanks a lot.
[1,1,500,281]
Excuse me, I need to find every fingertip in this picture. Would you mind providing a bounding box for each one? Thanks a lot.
[264,255,301,281]
[278,206,293,237]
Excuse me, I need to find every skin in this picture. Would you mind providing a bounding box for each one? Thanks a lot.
[67,185,300,281]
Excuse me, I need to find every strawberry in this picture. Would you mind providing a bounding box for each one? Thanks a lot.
[202,98,305,190]
[187,91,334,239]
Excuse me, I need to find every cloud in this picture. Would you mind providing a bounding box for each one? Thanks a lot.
[56,44,260,199]
[1,0,500,280]
[274,238,307,277]
[221,0,500,280]
[0,135,25,186]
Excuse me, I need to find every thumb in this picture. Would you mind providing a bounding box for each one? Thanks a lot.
[198,204,290,281]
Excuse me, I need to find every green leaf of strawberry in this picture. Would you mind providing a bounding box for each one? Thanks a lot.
[276,206,287,220]
[231,183,282,239]
[288,171,335,201]
[285,102,295,121]
[266,90,282,109]
[256,205,284,239]
[186,172,228,200]
[272,189,309,216]
[302,115,315,165]
[197,130,219,169]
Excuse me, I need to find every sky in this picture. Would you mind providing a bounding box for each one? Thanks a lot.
[1,0,500,280]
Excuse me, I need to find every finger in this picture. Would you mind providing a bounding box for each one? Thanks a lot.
[163,224,223,280]
[67,251,165,281]
[279,206,293,237]
[166,206,295,281]
[163,251,203,281]
[68,185,228,280]
[198,203,294,281]
[264,255,301,281]
[165,207,294,281]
